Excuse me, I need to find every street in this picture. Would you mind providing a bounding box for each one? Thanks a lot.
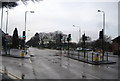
[0,47,118,79]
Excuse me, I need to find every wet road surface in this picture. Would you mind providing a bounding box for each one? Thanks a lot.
[0,47,118,79]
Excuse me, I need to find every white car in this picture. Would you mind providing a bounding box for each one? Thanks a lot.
[76,47,83,51]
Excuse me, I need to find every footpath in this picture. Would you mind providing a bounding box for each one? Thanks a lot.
[56,50,117,65]
[1,49,30,58]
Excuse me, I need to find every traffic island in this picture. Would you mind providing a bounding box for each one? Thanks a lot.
[1,49,30,59]
[58,50,117,65]
[66,56,116,65]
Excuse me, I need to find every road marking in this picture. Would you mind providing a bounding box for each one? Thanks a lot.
[0,69,21,80]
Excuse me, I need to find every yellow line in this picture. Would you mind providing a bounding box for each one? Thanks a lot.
[0,69,22,81]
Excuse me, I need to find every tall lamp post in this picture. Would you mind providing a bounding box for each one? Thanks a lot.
[98,10,105,61]
[6,10,9,34]
[27,30,30,41]
[73,25,81,44]
[1,2,3,30]
[98,10,105,35]
[25,11,34,42]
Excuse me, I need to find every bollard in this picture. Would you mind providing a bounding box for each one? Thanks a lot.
[87,52,88,61]
[21,74,25,80]
[78,51,79,60]
[94,54,99,64]
[100,53,103,61]
[82,71,87,79]
[21,50,25,58]
[4,66,8,75]
[82,75,87,79]
[106,52,108,61]
[92,53,93,62]
[64,50,66,54]
[72,51,74,58]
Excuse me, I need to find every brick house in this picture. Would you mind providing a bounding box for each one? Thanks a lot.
[112,36,120,55]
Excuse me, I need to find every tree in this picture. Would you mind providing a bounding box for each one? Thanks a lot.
[2,2,18,9]
[91,35,112,52]
[78,35,91,48]
[53,31,63,43]
[104,35,112,43]
[39,32,47,47]
[26,32,40,47]
[12,28,19,49]
[27,31,68,49]
[1,0,42,9]
[33,32,40,47]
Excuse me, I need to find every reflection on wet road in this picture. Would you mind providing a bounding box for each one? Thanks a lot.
[1,47,118,79]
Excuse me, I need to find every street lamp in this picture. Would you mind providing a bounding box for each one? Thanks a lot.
[73,25,81,43]
[27,30,30,41]
[25,11,34,41]
[98,9,105,61]
[6,10,9,34]
[98,10,105,35]
[1,2,3,30]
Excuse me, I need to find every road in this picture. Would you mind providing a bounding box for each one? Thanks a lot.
[0,47,118,79]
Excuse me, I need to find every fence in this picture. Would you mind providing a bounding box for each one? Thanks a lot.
[60,50,109,63]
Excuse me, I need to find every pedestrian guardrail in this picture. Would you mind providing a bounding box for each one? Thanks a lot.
[57,49,115,65]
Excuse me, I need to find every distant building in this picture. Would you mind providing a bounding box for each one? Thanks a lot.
[112,36,120,55]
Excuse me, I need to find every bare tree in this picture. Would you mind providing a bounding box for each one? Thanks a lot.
[1,0,42,9]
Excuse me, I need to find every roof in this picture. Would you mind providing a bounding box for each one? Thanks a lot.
[112,36,120,43]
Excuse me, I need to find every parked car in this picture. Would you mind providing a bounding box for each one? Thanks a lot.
[76,47,83,51]
[76,47,92,51]
[85,48,92,51]
[26,45,29,48]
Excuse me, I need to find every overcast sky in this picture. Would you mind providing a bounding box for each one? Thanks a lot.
[0,0,119,42]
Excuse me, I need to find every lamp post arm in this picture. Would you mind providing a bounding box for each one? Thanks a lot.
[6,10,9,34]
[25,11,27,37]
[103,11,105,36]
[79,27,81,43]
[1,3,3,30]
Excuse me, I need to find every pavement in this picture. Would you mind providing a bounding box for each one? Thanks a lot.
[65,55,116,65]
[0,69,21,81]
[1,49,30,58]
[0,47,119,79]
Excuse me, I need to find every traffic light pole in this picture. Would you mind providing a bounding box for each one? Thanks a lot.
[98,10,105,61]
[99,29,104,61]
[82,33,86,59]
[67,34,71,58]
[83,39,86,59]
[23,12,27,55]
[67,40,70,57]
[25,11,27,40]
[102,12,105,61]
[1,3,3,30]
[102,30,104,61]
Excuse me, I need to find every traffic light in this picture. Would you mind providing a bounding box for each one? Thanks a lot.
[85,36,87,40]
[59,34,63,42]
[68,34,71,38]
[99,29,103,39]
[82,33,88,41]
[67,34,71,41]
[22,31,26,40]
[82,34,85,41]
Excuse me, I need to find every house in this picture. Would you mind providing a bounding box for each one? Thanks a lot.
[112,36,120,55]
